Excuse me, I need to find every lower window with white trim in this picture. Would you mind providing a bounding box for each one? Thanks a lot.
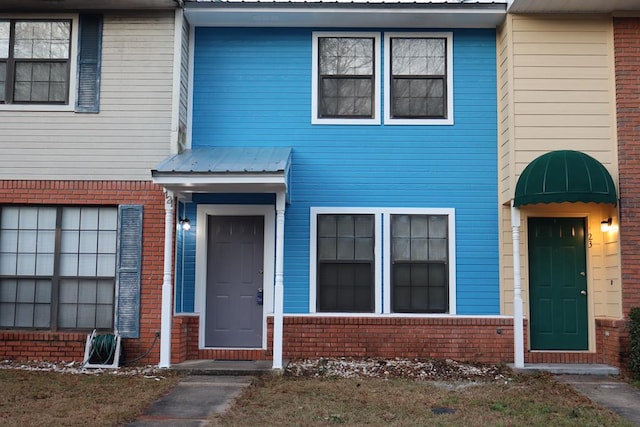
[310,207,456,314]
[0,205,117,330]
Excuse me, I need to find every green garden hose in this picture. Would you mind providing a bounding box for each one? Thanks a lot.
[82,333,117,367]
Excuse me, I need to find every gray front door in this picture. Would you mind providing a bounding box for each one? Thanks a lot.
[205,215,264,348]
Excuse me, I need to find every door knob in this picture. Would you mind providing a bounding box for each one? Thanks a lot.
[579,272,586,277]
[580,290,587,296]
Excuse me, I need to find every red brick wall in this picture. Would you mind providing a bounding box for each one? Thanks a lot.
[0,180,166,365]
[176,315,515,364]
[282,317,515,363]
[615,18,640,317]
[525,319,625,368]
[172,315,625,367]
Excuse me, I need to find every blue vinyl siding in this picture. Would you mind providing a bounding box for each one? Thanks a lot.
[175,201,197,313]
[191,27,499,315]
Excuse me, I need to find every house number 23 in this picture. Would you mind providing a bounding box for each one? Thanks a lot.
[588,233,593,248]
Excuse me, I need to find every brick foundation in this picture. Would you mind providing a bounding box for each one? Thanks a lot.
[172,315,514,364]
[170,315,626,367]
[0,180,166,365]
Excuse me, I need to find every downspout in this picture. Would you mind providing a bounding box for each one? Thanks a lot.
[273,191,286,369]
[511,200,524,368]
[159,190,175,368]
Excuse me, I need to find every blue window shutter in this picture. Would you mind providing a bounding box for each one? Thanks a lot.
[75,14,102,113]
[116,205,143,339]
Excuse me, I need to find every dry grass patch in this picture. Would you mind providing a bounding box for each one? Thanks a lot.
[0,367,181,427]
[211,359,632,427]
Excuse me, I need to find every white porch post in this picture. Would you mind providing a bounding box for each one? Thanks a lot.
[511,200,524,368]
[159,189,175,368]
[273,192,286,369]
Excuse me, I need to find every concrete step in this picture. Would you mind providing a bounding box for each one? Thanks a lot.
[509,363,619,376]
[170,359,278,376]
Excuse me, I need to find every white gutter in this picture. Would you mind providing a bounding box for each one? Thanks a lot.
[159,190,175,368]
[510,200,524,368]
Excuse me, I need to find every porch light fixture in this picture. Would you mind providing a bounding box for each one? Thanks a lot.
[601,218,613,232]
[179,217,191,231]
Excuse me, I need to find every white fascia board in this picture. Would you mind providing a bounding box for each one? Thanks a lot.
[185,7,507,28]
[152,173,287,186]
[508,0,640,13]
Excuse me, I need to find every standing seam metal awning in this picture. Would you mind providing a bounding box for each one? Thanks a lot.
[513,150,617,207]
[151,147,292,194]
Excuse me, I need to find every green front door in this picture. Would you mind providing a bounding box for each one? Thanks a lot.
[528,217,588,350]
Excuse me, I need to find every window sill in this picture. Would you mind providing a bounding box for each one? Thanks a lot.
[312,117,381,125]
[0,104,75,113]
[384,117,454,126]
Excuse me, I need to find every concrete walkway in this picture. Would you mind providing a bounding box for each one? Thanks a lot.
[556,375,640,426]
[124,375,253,427]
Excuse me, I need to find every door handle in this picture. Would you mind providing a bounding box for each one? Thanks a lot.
[580,290,587,296]
[579,272,586,277]
[256,288,264,305]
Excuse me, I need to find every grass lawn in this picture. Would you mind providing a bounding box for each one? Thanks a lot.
[0,362,633,427]
[210,373,633,426]
[0,368,181,427]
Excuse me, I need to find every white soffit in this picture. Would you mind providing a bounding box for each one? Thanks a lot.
[508,0,640,13]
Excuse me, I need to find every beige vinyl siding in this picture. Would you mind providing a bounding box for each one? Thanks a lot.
[501,205,622,320]
[498,15,622,322]
[500,15,618,203]
[0,11,175,181]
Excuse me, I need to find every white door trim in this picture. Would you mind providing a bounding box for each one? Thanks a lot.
[195,204,276,350]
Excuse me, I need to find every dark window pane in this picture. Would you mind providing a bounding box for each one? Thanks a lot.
[318,36,374,118]
[320,78,372,117]
[319,37,373,75]
[392,78,444,118]
[391,214,448,313]
[0,21,8,58]
[390,37,447,119]
[49,82,66,102]
[31,82,49,102]
[14,21,70,59]
[319,263,373,312]
[317,214,375,312]
[0,62,5,101]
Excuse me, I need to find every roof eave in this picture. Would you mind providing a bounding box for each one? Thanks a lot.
[0,0,180,11]
[508,0,640,14]
[184,4,507,28]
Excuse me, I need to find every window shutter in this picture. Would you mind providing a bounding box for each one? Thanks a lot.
[116,205,143,339]
[75,14,102,113]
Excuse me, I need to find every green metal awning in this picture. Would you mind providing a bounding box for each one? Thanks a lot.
[513,150,617,207]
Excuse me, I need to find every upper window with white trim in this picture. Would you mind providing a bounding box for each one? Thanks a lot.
[310,208,456,315]
[0,15,102,112]
[384,32,453,125]
[0,19,71,104]
[312,32,453,125]
[312,32,381,125]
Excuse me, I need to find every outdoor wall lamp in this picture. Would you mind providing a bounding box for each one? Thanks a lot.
[179,217,191,231]
[601,217,613,232]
